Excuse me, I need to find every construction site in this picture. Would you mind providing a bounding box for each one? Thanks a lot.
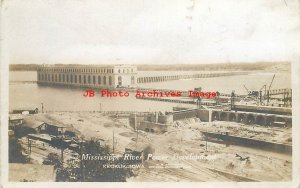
[8,70,293,181]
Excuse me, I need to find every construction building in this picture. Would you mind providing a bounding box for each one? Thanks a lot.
[37,64,137,88]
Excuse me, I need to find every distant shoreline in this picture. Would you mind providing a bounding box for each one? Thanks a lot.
[9,62,291,72]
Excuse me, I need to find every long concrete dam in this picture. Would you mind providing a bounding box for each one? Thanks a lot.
[37,64,249,88]
[137,71,249,83]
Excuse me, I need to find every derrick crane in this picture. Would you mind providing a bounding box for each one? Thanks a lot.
[243,85,249,94]
[268,74,275,91]
[267,74,275,105]
[260,84,267,95]
[259,84,266,104]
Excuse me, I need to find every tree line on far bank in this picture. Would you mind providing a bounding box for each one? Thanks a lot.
[9,62,290,72]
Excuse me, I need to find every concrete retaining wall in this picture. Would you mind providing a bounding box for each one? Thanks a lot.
[172,109,210,122]
[211,110,292,127]
[173,107,191,111]
[129,113,173,129]
[172,109,199,121]
[138,121,168,133]
[202,131,292,154]
[197,109,210,122]
[158,115,173,124]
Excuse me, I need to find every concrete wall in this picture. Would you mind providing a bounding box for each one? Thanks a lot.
[202,131,292,154]
[157,114,173,124]
[114,74,137,87]
[129,115,146,129]
[172,109,198,121]
[173,107,191,111]
[211,110,292,127]
[172,109,210,122]
[129,113,173,130]
[138,121,168,133]
[197,109,210,122]
[232,105,292,115]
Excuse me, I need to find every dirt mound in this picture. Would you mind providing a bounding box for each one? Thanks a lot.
[173,118,201,128]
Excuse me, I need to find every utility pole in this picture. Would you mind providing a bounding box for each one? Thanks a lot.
[230,91,235,110]
[259,90,262,104]
[134,112,137,131]
[60,137,65,166]
[27,137,29,152]
[267,90,270,106]
[79,141,85,181]
[41,103,44,113]
[27,138,32,162]
[134,112,139,143]
[197,98,201,108]
[136,126,139,144]
[61,147,64,165]
[112,130,115,154]
[216,91,220,105]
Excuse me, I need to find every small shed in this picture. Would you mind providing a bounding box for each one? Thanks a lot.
[14,118,45,137]
[125,141,155,162]
[12,108,39,114]
[9,114,24,130]
[37,122,67,136]
[21,117,67,136]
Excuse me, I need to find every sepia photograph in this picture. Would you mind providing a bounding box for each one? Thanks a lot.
[1,0,299,187]
[7,62,293,183]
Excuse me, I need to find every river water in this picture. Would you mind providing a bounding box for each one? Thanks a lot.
[9,71,291,112]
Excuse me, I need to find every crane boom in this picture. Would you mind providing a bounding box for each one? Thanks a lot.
[243,85,249,93]
[268,74,275,91]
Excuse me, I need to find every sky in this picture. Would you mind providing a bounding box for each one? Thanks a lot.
[2,0,299,64]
